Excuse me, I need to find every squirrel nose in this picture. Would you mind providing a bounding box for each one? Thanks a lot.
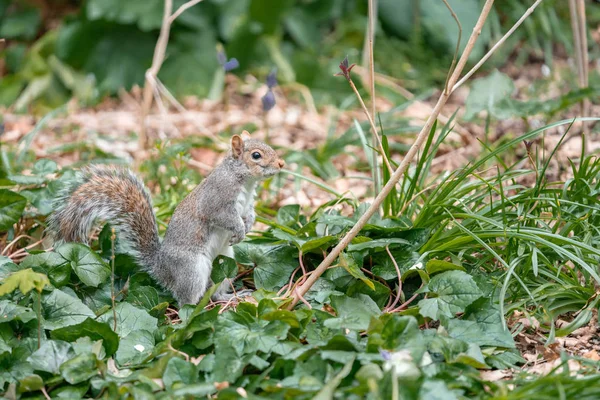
[277,159,285,168]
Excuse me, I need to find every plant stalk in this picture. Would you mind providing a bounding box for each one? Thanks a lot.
[287,0,496,309]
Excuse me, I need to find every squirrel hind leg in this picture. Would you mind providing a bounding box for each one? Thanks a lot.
[163,251,211,306]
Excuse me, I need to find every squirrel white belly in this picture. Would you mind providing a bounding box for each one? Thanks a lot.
[47,132,284,306]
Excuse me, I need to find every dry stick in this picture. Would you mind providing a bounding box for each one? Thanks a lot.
[569,0,584,87]
[452,0,543,92]
[367,0,380,193]
[139,0,206,149]
[441,0,462,95]
[384,245,403,311]
[139,0,173,149]
[352,65,476,143]
[346,77,393,175]
[287,0,496,310]
[577,0,590,139]
[110,228,118,332]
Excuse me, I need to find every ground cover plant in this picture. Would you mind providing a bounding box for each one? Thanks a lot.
[2,0,600,399]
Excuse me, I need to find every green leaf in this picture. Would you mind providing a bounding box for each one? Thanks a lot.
[425,260,466,275]
[0,189,27,230]
[0,256,21,280]
[0,300,36,324]
[115,329,154,367]
[56,20,155,94]
[43,289,96,330]
[163,357,198,390]
[464,70,515,120]
[300,235,337,253]
[99,302,158,337]
[0,268,49,296]
[277,204,300,227]
[338,252,374,290]
[347,238,410,253]
[325,294,381,331]
[56,244,111,287]
[419,380,459,400]
[313,356,355,400]
[20,252,71,287]
[86,0,163,31]
[0,8,41,39]
[235,244,297,291]
[418,270,482,320]
[59,352,99,384]
[17,374,44,393]
[447,300,515,348]
[51,317,120,356]
[27,340,74,375]
[127,285,160,310]
[211,256,238,284]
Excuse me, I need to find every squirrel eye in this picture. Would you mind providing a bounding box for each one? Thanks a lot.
[251,152,262,160]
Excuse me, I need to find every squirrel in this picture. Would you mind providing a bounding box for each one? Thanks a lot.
[47,132,285,306]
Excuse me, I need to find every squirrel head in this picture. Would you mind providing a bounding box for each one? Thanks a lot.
[231,131,285,178]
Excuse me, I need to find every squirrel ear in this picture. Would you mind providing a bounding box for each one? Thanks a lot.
[240,130,251,140]
[231,135,244,159]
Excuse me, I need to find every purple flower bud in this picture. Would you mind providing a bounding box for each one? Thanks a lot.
[266,68,278,88]
[380,350,391,361]
[223,58,239,72]
[262,89,276,112]
[335,55,355,81]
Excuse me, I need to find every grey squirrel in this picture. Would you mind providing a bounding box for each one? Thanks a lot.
[47,132,284,305]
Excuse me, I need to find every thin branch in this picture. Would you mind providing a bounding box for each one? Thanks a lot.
[384,245,403,311]
[287,0,496,310]
[169,0,204,24]
[368,0,380,193]
[452,0,544,93]
[441,0,462,95]
[139,0,207,149]
[139,0,173,149]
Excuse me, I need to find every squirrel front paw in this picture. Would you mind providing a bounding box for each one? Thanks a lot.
[229,224,246,245]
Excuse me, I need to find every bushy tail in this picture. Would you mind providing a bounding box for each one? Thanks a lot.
[47,165,160,269]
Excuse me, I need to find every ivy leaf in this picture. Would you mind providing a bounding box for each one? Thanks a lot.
[115,329,154,367]
[59,353,99,384]
[0,256,21,280]
[56,244,111,288]
[20,252,71,287]
[211,256,238,284]
[338,252,374,290]
[325,294,381,331]
[464,70,515,120]
[163,357,198,390]
[235,244,297,291]
[0,268,49,296]
[43,289,96,330]
[447,299,515,348]
[418,270,482,321]
[0,300,36,324]
[0,189,26,230]
[27,340,74,375]
[51,317,120,357]
[99,302,158,337]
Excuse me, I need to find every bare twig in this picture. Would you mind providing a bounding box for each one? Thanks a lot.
[441,0,462,95]
[139,0,206,149]
[110,228,117,332]
[452,0,544,92]
[344,74,393,176]
[287,0,496,310]
[169,0,204,23]
[384,245,403,311]
[368,0,380,192]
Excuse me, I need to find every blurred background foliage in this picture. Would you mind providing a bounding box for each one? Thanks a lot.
[0,0,596,113]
